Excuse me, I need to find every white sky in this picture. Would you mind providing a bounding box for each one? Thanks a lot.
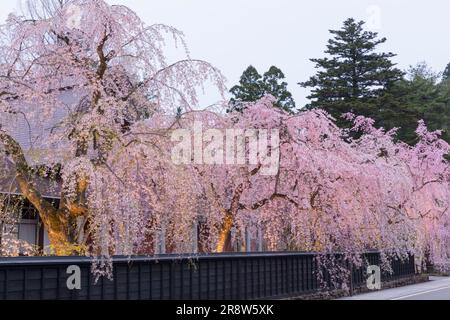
[1,0,450,108]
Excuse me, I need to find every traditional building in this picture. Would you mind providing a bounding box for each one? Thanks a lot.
[0,93,69,254]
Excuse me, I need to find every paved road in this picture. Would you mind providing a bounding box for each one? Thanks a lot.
[340,276,450,300]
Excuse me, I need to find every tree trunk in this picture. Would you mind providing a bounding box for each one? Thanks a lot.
[216,213,233,253]
[1,130,78,255]
[15,167,77,255]
[39,208,73,255]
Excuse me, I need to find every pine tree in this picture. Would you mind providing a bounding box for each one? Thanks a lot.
[229,66,263,111]
[300,18,403,124]
[442,62,450,81]
[229,65,296,113]
[262,66,296,112]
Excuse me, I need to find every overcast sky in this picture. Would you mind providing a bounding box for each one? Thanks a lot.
[1,0,450,108]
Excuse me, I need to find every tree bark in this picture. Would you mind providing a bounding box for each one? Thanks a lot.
[0,129,76,255]
[216,212,233,253]
[215,183,245,253]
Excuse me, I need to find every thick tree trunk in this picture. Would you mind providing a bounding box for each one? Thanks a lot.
[215,183,244,253]
[1,130,79,255]
[37,207,73,256]
[216,213,233,253]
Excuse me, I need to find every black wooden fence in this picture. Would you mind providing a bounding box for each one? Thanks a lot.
[0,252,415,300]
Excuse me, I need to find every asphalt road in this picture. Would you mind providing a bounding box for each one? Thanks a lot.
[340,276,450,300]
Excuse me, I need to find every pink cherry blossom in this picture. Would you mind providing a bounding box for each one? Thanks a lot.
[0,1,448,283]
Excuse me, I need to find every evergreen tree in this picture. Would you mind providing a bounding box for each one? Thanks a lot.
[229,66,263,111]
[442,62,450,81]
[229,65,296,113]
[377,62,450,144]
[300,18,403,125]
[262,66,296,112]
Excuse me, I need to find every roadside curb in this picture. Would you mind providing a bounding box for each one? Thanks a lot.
[285,275,429,300]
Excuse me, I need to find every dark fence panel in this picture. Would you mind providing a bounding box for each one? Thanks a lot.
[351,253,416,290]
[0,252,416,300]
